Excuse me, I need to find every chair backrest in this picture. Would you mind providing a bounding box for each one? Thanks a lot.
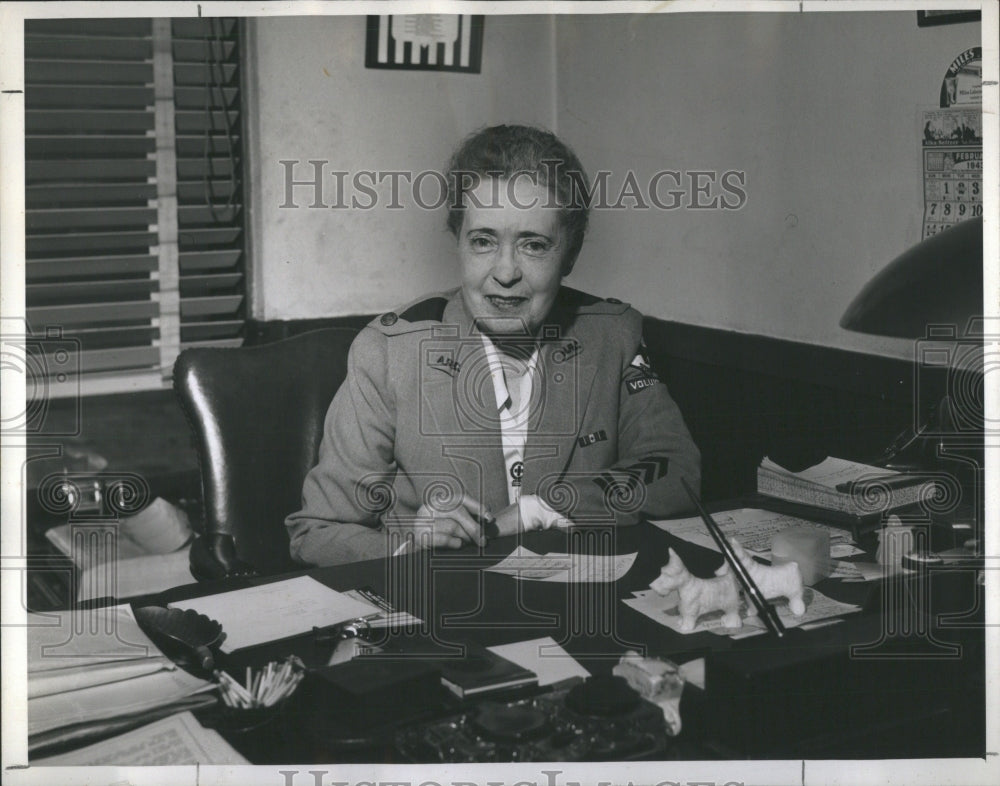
[173,327,359,575]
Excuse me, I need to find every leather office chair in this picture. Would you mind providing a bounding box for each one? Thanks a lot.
[174,328,360,580]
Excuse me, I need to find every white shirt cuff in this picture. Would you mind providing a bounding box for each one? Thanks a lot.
[519,494,573,531]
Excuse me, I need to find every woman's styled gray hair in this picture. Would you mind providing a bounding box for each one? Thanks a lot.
[445,124,591,268]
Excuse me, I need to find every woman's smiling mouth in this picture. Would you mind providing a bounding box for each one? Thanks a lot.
[485,295,528,309]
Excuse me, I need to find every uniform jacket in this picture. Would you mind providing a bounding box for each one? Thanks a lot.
[285,287,701,566]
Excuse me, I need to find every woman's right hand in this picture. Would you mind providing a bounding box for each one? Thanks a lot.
[390,494,493,552]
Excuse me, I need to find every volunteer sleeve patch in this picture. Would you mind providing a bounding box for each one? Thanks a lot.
[625,374,659,395]
[624,336,659,394]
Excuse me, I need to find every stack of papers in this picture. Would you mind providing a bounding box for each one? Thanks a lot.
[27,605,215,750]
[34,711,247,766]
[486,546,636,582]
[651,508,864,559]
[757,456,928,515]
[622,585,861,639]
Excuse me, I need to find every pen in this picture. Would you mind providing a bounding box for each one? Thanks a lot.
[800,618,844,631]
[480,510,499,539]
[311,614,379,643]
[681,478,786,638]
[355,587,394,612]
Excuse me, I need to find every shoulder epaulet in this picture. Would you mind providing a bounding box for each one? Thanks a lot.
[370,294,450,336]
[558,287,604,308]
[558,287,630,315]
[399,296,448,323]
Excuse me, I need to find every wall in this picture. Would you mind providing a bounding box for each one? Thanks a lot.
[248,15,556,320]
[555,11,980,357]
[248,11,981,357]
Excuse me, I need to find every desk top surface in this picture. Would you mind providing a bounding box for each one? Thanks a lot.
[153,519,870,665]
[138,516,985,762]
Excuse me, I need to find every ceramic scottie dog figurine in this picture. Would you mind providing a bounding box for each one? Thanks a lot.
[716,539,806,616]
[650,548,742,632]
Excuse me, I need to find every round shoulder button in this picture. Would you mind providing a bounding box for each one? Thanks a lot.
[380,312,398,326]
[606,297,622,304]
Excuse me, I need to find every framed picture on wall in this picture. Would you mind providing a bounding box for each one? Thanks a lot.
[365,15,484,73]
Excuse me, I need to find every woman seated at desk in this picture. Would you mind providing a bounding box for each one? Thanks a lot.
[286,125,701,566]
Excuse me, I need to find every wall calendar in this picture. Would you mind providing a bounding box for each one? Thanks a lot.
[921,106,982,240]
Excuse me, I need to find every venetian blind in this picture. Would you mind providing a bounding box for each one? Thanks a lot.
[24,17,246,394]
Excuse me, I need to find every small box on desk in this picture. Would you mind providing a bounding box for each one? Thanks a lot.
[302,657,444,730]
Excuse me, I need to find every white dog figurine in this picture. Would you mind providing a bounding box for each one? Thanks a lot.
[716,539,807,616]
[650,548,742,632]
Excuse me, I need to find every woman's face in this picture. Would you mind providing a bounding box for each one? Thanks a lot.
[457,177,571,337]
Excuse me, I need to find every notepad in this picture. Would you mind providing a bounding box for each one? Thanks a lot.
[436,644,538,698]
[168,576,377,652]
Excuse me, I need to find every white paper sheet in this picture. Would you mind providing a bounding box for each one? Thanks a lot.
[678,658,705,689]
[77,547,196,602]
[169,575,377,652]
[829,560,864,581]
[834,560,886,582]
[831,542,865,558]
[34,711,247,766]
[651,507,856,557]
[486,546,636,583]
[487,636,590,686]
[829,559,888,582]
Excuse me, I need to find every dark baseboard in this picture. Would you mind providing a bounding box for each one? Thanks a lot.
[28,315,954,519]
[246,315,373,345]
[644,319,916,402]
[247,313,918,401]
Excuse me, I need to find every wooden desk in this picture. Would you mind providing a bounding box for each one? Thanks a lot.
[148,520,985,762]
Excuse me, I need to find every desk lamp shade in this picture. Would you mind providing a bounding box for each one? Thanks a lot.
[840,217,983,338]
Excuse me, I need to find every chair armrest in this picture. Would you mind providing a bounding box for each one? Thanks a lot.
[189,533,259,582]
